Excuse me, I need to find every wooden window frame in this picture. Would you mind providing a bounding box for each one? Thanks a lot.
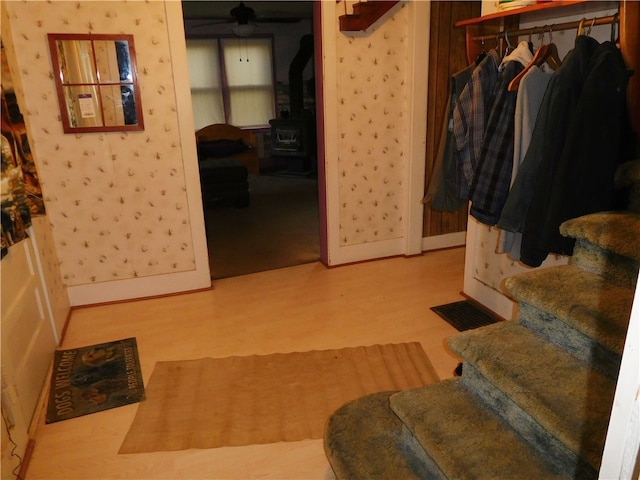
[48,33,144,134]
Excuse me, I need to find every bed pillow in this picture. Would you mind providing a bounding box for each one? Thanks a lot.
[197,139,249,159]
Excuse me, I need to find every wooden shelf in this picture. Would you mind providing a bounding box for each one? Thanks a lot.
[455,0,612,27]
[456,0,619,64]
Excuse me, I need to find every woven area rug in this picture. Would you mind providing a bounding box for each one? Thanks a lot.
[431,300,501,331]
[119,343,438,453]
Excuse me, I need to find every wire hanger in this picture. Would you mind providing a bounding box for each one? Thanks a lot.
[544,44,561,70]
[545,26,561,70]
[577,18,586,36]
[504,30,514,56]
[475,38,486,66]
[585,17,596,37]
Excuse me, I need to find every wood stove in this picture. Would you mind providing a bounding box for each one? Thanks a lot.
[269,34,315,173]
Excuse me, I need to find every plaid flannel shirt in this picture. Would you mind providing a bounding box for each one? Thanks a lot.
[469,60,524,225]
[452,49,500,200]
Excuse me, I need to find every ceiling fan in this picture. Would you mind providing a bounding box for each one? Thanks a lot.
[186,2,303,36]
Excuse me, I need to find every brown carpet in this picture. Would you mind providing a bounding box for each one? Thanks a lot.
[119,343,438,453]
[205,174,320,279]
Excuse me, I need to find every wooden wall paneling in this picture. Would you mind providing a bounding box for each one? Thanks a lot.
[423,0,447,238]
[423,1,481,238]
[450,1,480,234]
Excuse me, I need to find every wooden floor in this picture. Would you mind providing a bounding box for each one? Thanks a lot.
[25,247,465,480]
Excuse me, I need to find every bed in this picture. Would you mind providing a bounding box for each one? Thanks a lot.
[195,123,259,175]
[195,124,259,207]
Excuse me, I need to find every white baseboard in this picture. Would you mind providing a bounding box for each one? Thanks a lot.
[421,231,466,251]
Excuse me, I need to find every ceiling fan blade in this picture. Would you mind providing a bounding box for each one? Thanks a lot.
[188,19,234,29]
[254,17,301,24]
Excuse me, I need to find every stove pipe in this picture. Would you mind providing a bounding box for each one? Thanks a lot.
[288,34,313,118]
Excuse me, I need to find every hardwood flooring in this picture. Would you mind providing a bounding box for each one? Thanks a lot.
[25,247,465,480]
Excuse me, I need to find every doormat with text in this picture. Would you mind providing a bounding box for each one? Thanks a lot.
[46,337,145,424]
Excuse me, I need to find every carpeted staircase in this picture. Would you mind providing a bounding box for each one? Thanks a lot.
[324,209,639,479]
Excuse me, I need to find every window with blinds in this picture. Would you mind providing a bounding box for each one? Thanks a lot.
[186,37,276,129]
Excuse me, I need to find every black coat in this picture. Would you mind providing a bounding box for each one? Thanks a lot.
[517,37,634,267]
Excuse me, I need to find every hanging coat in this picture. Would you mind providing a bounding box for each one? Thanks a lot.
[497,65,552,259]
[497,36,599,239]
[520,39,634,267]
[425,64,474,211]
[469,59,525,225]
[452,49,500,200]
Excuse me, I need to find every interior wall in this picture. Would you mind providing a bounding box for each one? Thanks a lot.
[3,1,211,304]
[5,0,428,296]
[318,1,430,265]
[334,3,411,247]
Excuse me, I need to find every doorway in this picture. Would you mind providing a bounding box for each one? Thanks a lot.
[182,1,320,279]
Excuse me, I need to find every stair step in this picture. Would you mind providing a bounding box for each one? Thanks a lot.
[324,210,637,479]
[389,379,570,479]
[324,391,440,479]
[505,264,633,359]
[560,211,640,263]
[448,321,617,476]
[517,302,622,379]
[561,211,640,288]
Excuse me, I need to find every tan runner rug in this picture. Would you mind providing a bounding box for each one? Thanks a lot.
[119,343,438,453]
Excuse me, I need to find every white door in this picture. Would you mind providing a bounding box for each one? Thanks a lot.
[1,229,58,467]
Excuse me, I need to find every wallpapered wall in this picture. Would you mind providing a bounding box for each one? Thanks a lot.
[473,222,567,293]
[3,1,195,286]
[335,5,409,246]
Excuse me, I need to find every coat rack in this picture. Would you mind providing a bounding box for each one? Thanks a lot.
[455,0,639,154]
[458,4,624,66]
[471,13,618,44]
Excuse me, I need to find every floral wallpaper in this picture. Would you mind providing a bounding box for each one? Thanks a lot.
[2,1,196,286]
[335,4,409,246]
[474,222,567,292]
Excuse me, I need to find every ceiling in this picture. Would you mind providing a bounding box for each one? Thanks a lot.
[181,1,314,21]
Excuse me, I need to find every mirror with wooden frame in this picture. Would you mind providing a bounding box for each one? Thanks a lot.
[48,33,144,133]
